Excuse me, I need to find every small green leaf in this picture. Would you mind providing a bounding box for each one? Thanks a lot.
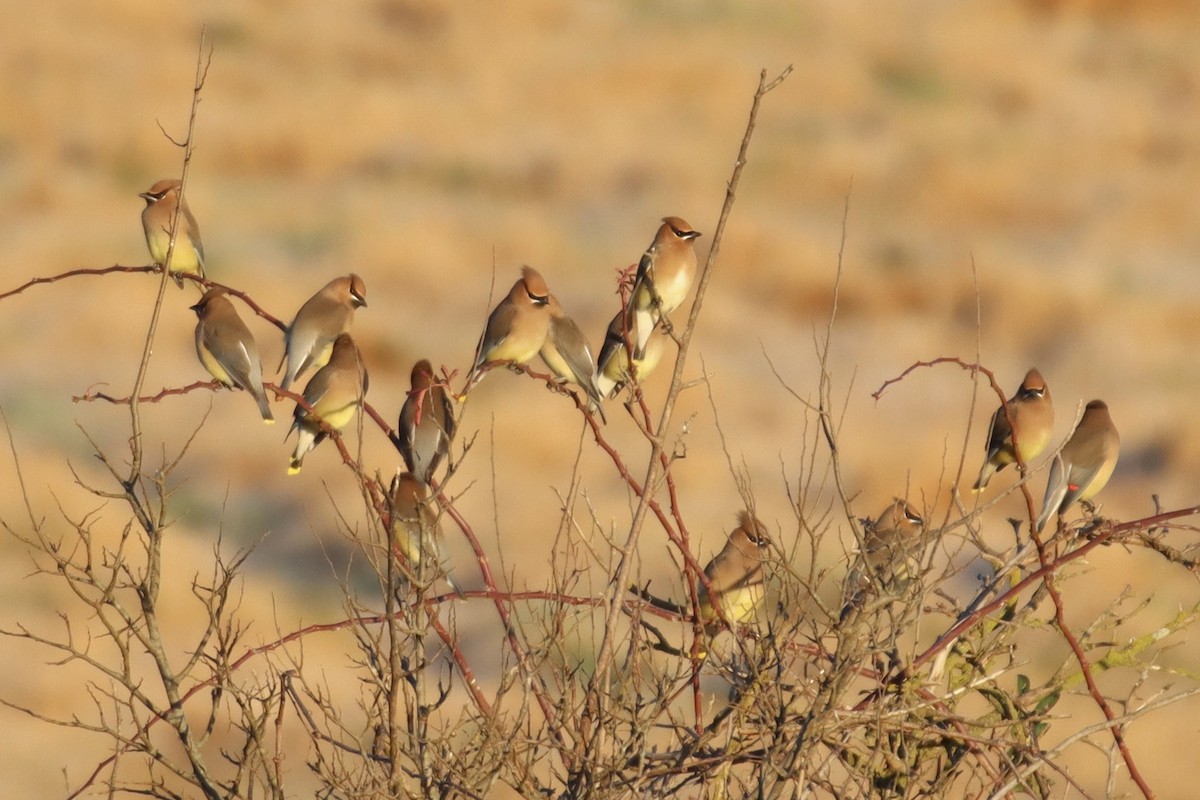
[1017,674,1030,695]
[1035,690,1061,715]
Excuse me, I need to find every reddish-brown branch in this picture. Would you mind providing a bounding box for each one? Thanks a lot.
[1027,520,1155,797]
[900,506,1200,682]
[0,264,161,303]
[74,380,221,405]
[875,355,1160,796]
[430,477,575,761]
[872,356,1001,403]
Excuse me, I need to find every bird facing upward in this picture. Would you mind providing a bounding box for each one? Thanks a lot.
[628,216,700,358]
[397,359,456,485]
[1035,400,1119,533]
[973,368,1054,492]
[280,274,367,391]
[140,178,205,287]
[190,287,274,424]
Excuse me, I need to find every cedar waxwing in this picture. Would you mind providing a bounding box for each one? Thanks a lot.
[397,359,456,485]
[539,294,606,422]
[629,216,700,357]
[287,333,368,474]
[697,511,771,634]
[280,274,367,391]
[190,288,274,424]
[468,266,551,385]
[594,309,666,400]
[1035,400,1120,533]
[389,471,460,594]
[842,499,925,617]
[140,178,205,286]
[973,368,1054,492]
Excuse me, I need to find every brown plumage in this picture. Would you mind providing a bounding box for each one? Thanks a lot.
[190,287,274,424]
[842,499,925,619]
[280,274,367,391]
[973,368,1054,492]
[629,216,700,357]
[468,266,552,385]
[539,294,606,422]
[697,511,771,634]
[287,333,368,474]
[594,308,666,400]
[140,178,205,287]
[390,471,459,594]
[397,359,456,485]
[1035,400,1120,533]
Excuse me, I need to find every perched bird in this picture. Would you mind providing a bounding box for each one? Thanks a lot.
[842,499,925,618]
[468,266,552,385]
[397,359,456,485]
[140,178,205,286]
[628,216,701,357]
[190,287,274,424]
[287,333,368,474]
[973,368,1054,492]
[697,511,771,634]
[390,471,460,594]
[539,294,606,422]
[1035,400,1120,533]
[280,274,367,391]
[594,309,666,400]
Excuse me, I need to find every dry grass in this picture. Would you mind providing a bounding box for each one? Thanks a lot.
[1,1,1199,796]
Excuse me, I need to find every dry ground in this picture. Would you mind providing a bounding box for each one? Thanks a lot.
[1,1,1198,796]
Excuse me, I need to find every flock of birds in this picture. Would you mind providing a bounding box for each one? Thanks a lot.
[139,177,1122,632]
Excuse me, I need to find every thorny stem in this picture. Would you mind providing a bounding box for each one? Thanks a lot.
[576,66,792,792]
[875,355,1157,797]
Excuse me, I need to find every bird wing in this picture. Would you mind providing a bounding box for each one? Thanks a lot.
[1036,454,1070,532]
[983,404,1014,461]
[475,302,516,367]
[204,322,256,391]
[631,246,657,302]
[1057,459,1102,514]
[551,316,602,399]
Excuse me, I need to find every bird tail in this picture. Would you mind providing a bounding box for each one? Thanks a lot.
[584,378,607,425]
[1035,457,1069,533]
[254,389,275,425]
[632,308,655,360]
[971,461,995,493]
[288,427,317,474]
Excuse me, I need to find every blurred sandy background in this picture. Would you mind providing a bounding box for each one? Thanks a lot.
[1,0,1199,795]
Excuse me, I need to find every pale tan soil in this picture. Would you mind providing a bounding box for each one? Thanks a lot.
[1,1,1198,795]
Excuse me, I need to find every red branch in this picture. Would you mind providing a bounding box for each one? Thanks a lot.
[0,264,161,302]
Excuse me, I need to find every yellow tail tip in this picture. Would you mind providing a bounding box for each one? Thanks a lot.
[287,464,301,475]
[263,418,276,426]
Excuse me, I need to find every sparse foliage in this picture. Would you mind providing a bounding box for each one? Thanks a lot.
[2,39,1200,800]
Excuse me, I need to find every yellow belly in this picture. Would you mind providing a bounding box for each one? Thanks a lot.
[148,232,202,276]
[198,344,234,387]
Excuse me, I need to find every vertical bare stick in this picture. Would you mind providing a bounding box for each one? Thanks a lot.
[577,65,793,786]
